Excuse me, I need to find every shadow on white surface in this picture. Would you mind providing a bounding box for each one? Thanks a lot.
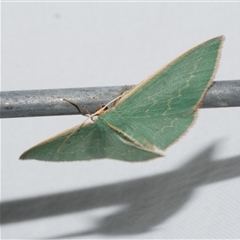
[1,144,240,238]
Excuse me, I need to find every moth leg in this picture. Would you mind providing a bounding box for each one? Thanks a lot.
[62,98,90,115]
[94,88,128,116]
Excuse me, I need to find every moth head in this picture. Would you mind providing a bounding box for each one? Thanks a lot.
[96,105,108,116]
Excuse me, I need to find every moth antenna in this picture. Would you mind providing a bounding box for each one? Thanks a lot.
[113,85,128,106]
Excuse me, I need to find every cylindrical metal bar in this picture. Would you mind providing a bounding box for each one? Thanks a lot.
[0,80,239,118]
[201,80,240,108]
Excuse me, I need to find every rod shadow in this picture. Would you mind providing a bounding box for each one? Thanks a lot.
[1,143,240,239]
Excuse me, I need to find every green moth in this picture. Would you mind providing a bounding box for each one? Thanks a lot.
[20,36,224,162]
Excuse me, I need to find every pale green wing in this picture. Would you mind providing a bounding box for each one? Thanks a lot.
[20,120,160,161]
[102,36,223,150]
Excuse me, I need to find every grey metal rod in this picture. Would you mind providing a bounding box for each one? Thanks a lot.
[1,80,240,119]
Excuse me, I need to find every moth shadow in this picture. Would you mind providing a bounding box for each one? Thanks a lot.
[1,143,240,239]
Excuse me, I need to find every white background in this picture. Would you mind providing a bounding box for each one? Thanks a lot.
[1,2,240,239]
